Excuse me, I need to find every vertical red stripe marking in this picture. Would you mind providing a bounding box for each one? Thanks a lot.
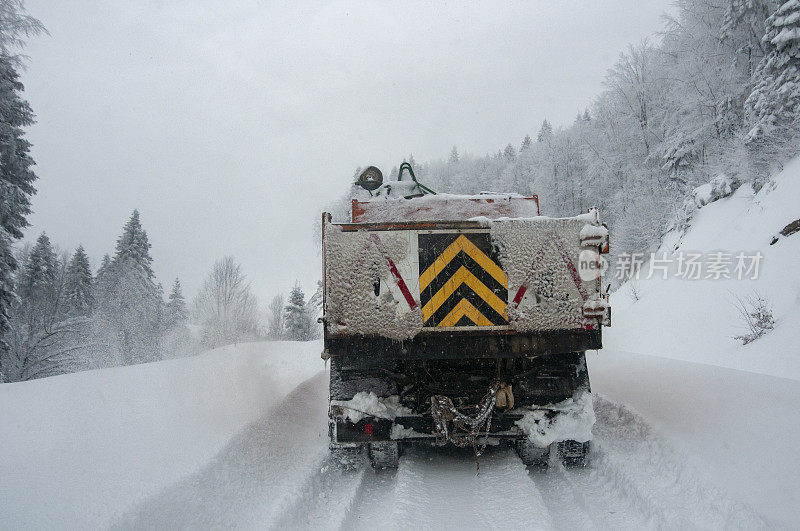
[370,234,418,310]
[510,241,549,309]
[511,232,589,308]
[551,233,589,301]
[511,285,527,307]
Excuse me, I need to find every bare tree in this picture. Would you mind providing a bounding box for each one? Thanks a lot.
[4,245,94,381]
[194,256,259,349]
[732,291,775,344]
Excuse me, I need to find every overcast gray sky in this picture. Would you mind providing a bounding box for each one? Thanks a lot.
[19,0,672,304]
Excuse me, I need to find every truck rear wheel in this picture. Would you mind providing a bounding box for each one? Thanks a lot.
[516,439,590,467]
[557,440,590,467]
[515,439,550,466]
[368,441,399,469]
[330,445,363,469]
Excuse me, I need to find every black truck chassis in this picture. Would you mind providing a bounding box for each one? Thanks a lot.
[327,329,597,463]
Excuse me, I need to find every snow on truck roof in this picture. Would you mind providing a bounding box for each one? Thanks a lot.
[351,193,541,223]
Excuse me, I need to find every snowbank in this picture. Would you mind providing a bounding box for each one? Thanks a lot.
[588,349,800,528]
[606,156,800,380]
[0,340,324,530]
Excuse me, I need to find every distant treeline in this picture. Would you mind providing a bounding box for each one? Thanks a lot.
[333,0,800,281]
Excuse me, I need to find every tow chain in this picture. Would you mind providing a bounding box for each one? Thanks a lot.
[430,381,502,471]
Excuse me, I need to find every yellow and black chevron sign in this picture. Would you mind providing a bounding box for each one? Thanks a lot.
[418,232,508,327]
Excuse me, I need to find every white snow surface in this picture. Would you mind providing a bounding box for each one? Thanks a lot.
[579,223,609,245]
[0,340,324,530]
[588,350,800,529]
[691,173,735,207]
[1,338,796,528]
[515,389,596,447]
[607,156,800,380]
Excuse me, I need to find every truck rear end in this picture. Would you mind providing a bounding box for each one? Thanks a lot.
[322,192,610,469]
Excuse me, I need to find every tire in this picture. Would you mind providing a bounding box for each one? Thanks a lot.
[557,440,590,467]
[516,439,590,467]
[515,439,550,466]
[330,445,364,469]
[368,441,399,469]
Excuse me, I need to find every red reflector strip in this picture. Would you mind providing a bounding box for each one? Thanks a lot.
[550,233,588,301]
[369,234,418,310]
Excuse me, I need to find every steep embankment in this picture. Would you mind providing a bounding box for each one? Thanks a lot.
[605,156,800,380]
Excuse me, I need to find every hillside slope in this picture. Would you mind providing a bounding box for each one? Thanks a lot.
[605,156,800,380]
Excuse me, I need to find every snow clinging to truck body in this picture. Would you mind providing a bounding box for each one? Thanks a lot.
[323,209,606,337]
[514,389,596,448]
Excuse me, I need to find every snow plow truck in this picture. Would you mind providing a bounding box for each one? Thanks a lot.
[322,164,610,469]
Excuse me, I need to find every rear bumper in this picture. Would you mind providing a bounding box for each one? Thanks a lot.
[325,329,601,361]
[332,413,525,444]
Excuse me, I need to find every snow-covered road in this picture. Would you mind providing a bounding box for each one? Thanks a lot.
[113,352,773,530]
[3,341,796,529]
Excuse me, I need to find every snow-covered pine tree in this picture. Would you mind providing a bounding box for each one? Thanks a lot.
[98,210,164,364]
[448,146,459,164]
[2,233,86,381]
[284,283,313,341]
[520,134,532,152]
[165,278,187,328]
[308,280,323,315]
[160,277,191,358]
[307,280,324,338]
[96,254,111,277]
[91,254,113,324]
[0,52,37,362]
[64,245,93,317]
[745,0,800,141]
[537,120,553,142]
[16,232,59,327]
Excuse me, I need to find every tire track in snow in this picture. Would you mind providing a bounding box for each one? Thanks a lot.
[344,447,489,530]
[112,369,769,530]
[531,461,650,530]
[586,395,768,530]
[525,465,598,530]
[472,449,554,529]
[270,461,366,530]
[113,371,330,530]
[344,446,555,530]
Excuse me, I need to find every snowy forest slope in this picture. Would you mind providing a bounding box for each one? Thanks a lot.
[606,155,800,380]
[330,0,800,282]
